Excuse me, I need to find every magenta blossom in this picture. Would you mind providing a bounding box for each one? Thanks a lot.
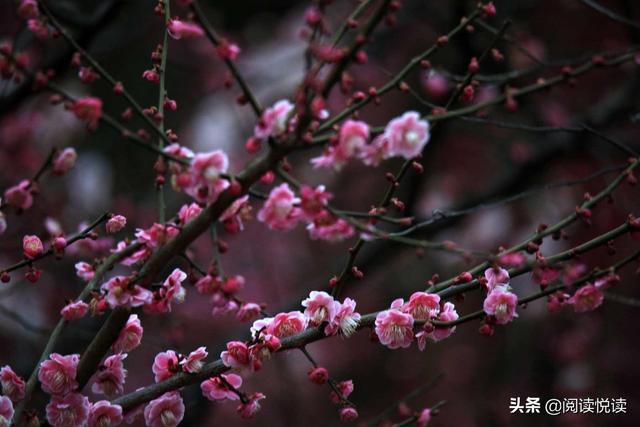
[74,262,95,282]
[324,298,361,337]
[38,353,79,395]
[45,392,90,427]
[166,18,204,39]
[143,392,184,427]
[237,392,265,419]
[52,147,77,176]
[307,214,355,242]
[302,291,337,325]
[428,302,459,342]
[88,400,122,427]
[236,302,262,322]
[180,347,208,373]
[105,215,127,234]
[4,180,33,210]
[152,350,180,383]
[257,183,302,231]
[299,185,332,220]
[484,266,510,290]
[0,396,13,425]
[375,309,415,349]
[22,234,43,259]
[112,314,143,353]
[483,287,519,324]
[221,341,257,373]
[91,353,127,397]
[267,311,308,338]
[201,374,242,401]
[179,150,230,204]
[311,120,369,169]
[0,366,25,403]
[101,276,153,308]
[402,292,440,320]
[253,99,294,140]
[145,268,187,314]
[569,284,604,313]
[177,202,202,225]
[71,96,102,129]
[384,111,430,159]
[416,408,432,427]
[60,301,89,321]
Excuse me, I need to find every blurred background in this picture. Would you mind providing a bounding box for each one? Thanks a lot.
[1,0,640,425]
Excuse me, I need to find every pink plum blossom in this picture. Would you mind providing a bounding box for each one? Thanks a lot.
[152,350,179,383]
[383,111,430,159]
[143,392,184,427]
[0,396,13,425]
[257,183,302,231]
[402,292,440,320]
[166,18,204,39]
[299,185,332,220]
[375,309,415,349]
[358,134,393,166]
[194,275,220,294]
[221,341,257,373]
[74,262,95,282]
[180,347,208,373]
[216,40,241,60]
[88,400,122,427]
[45,393,90,427]
[105,215,127,234]
[22,234,43,259]
[38,353,79,395]
[145,268,187,314]
[101,276,153,308]
[0,212,6,236]
[0,366,25,402]
[311,120,369,169]
[135,223,179,249]
[91,353,127,397]
[339,406,359,422]
[325,298,361,337]
[17,0,39,20]
[60,301,89,321]
[220,195,250,233]
[416,408,432,427]
[236,302,262,322]
[498,252,527,267]
[307,213,355,242]
[52,148,77,176]
[267,311,308,338]
[4,180,33,210]
[71,96,102,129]
[201,374,242,401]
[329,380,354,404]
[483,287,518,324]
[179,150,230,204]
[236,392,265,419]
[254,100,294,140]
[112,314,143,353]
[428,302,459,342]
[177,203,202,225]
[569,284,604,313]
[484,267,510,290]
[302,291,337,325]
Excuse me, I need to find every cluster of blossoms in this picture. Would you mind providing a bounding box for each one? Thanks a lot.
[193,269,263,321]
[481,267,519,333]
[257,183,355,241]
[312,112,430,169]
[375,292,459,350]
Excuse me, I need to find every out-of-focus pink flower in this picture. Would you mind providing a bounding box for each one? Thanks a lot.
[307,212,355,242]
[112,240,151,266]
[253,100,294,140]
[51,147,77,176]
[569,284,604,313]
[152,350,179,383]
[532,266,560,287]
[236,392,265,419]
[4,180,33,210]
[375,309,414,349]
[88,400,122,427]
[71,96,102,129]
[416,408,432,427]
[0,366,25,403]
[135,223,179,249]
[216,39,241,60]
[166,18,204,39]
[257,183,302,231]
[91,353,127,397]
[325,298,360,337]
[112,314,143,353]
[177,150,230,204]
[201,374,242,401]
[423,70,450,100]
[177,203,202,225]
[402,292,440,320]
[308,367,329,385]
[498,252,527,267]
[329,380,354,404]
[483,287,518,324]
[105,215,127,234]
[484,267,510,290]
[0,212,6,236]
[384,111,430,159]
[46,393,89,427]
[38,353,79,395]
[60,301,89,321]
[220,195,251,233]
[101,276,153,308]
[267,311,308,338]
[302,291,336,325]
[180,347,208,373]
[236,302,262,322]
[311,120,369,169]
[339,406,359,422]
[562,263,587,285]
[22,235,43,259]
[27,18,50,40]
[0,396,13,425]
[359,134,393,167]
[143,392,184,427]
[17,0,39,20]
[194,275,220,294]
[299,185,332,220]
[547,291,570,313]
